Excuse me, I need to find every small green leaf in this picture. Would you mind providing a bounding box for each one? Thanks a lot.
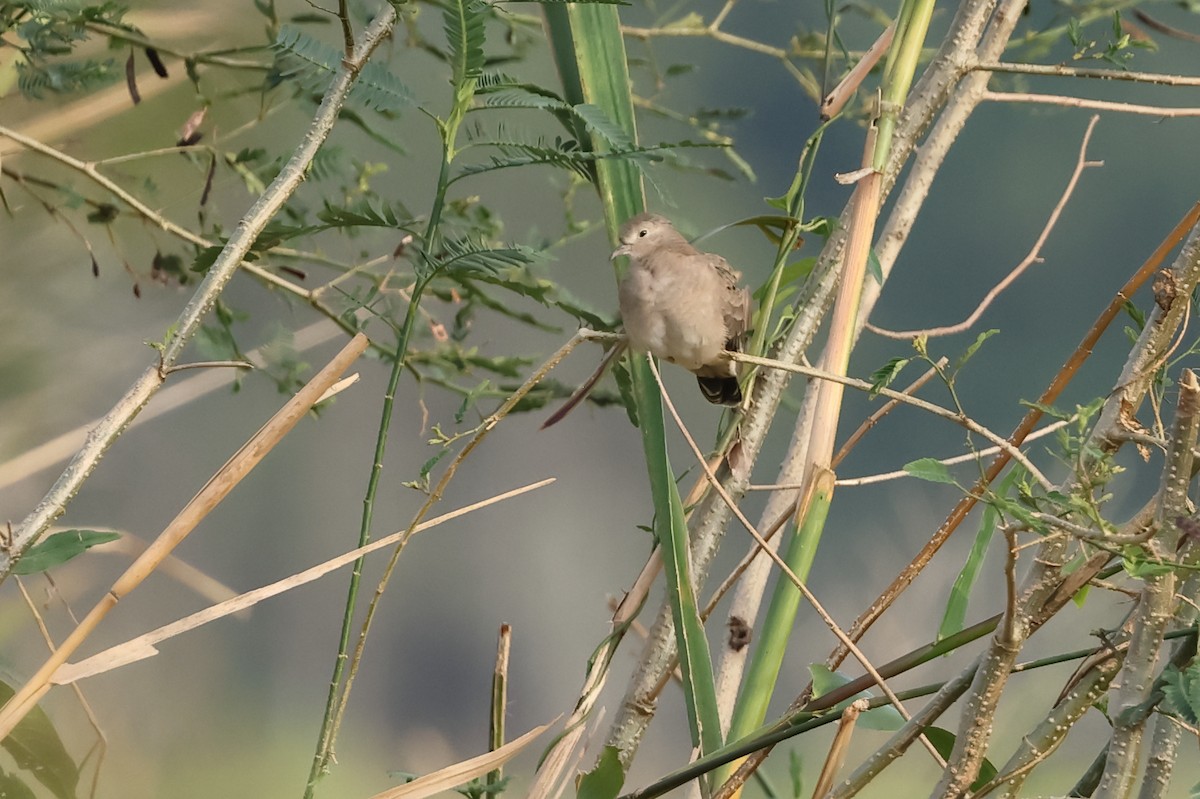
[808,664,841,699]
[752,258,815,303]
[788,750,803,799]
[940,469,1020,639]
[922,727,997,791]
[612,358,638,428]
[0,680,80,799]
[868,357,910,396]
[456,379,492,423]
[13,530,120,575]
[807,665,902,730]
[903,458,956,485]
[954,329,999,372]
[190,242,225,274]
[866,248,883,284]
[402,450,450,493]
[577,745,624,799]
[1122,549,1174,579]
[1123,300,1146,331]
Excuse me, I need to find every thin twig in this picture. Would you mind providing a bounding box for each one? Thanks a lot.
[983,89,1200,116]
[976,60,1200,87]
[827,419,1071,487]
[727,351,1055,490]
[0,7,400,580]
[648,360,946,768]
[1132,10,1200,44]
[825,198,1200,677]
[869,115,1102,339]
[0,124,304,299]
[0,333,369,738]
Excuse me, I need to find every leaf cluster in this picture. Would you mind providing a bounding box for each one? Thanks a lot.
[2,0,132,97]
[272,25,414,114]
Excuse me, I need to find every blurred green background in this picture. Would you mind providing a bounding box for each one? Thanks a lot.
[2,0,1200,796]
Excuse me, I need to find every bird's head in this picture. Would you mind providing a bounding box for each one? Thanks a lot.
[611,213,684,261]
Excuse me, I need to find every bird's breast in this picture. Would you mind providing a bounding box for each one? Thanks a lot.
[619,261,726,371]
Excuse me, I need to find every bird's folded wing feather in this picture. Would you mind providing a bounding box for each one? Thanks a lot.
[709,254,751,350]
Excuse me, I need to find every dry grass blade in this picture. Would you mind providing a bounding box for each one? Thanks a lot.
[52,478,555,685]
[366,721,554,799]
[810,699,868,799]
[0,333,369,740]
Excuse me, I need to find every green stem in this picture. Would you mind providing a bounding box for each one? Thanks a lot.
[748,122,831,362]
[875,0,936,170]
[304,150,451,798]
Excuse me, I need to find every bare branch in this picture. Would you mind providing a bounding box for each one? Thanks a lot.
[869,115,1103,339]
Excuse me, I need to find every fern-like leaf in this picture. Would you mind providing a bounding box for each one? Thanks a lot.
[17,59,117,98]
[474,75,631,150]
[572,103,633,150]
[454,138,675,181]
[273,26,341,93]
[432,239,539,279]
[316,199,415,230]
[273,26,412,113]
[444,0,486,90]
[463,266,612,329]
[354,61,415,113]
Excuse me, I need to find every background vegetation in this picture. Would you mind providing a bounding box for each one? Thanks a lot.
[2,0,1200,797]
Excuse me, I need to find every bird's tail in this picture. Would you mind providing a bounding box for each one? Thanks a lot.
[697,375,742,406]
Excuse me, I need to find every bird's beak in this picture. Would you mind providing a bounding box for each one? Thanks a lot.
[611,243,631,261]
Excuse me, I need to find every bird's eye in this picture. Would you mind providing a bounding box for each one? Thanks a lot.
[638,229,648,238]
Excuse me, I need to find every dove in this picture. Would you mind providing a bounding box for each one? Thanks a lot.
[613,212,751,405]
[541,213,751,428]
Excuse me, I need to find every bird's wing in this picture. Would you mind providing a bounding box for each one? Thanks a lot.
[708,254,751,349]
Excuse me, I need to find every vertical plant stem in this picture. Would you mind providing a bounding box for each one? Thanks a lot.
[710,1,935,784]
[1095,370,1200,798]
[488,624,512,790]
[538,1,722,784]
[1137,569,1200,798]
[305,138,454,796]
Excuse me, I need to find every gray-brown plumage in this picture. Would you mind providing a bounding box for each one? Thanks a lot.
[612,213,751,406]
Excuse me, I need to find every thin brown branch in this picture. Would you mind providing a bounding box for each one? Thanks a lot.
[983,89,1200,116]
[976,59,1200,87]
[869,115,1102,339]
[1132,10,1200,44]
[649,360,945,768]
[825,199,1200,675]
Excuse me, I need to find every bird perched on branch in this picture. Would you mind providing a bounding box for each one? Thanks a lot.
[542,212,751,428]
[614,212,751,405]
